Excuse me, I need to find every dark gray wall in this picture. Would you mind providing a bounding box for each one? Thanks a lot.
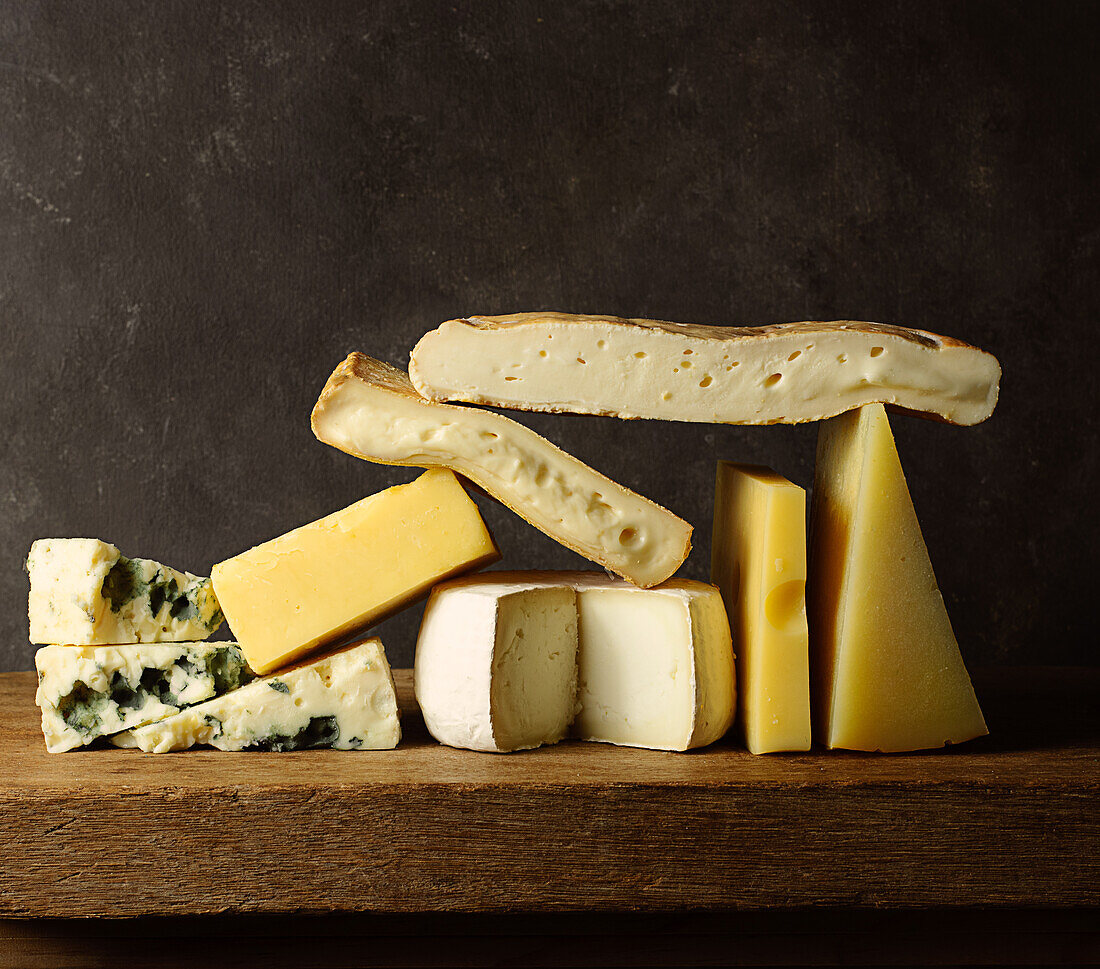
[1,1,1096,671]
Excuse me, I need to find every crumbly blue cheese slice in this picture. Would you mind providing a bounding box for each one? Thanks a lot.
[112,638,401,752]
[27,538,224,645]
[35,643,253,753]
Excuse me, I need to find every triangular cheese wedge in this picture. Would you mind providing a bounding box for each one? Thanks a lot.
[808,404,988,751]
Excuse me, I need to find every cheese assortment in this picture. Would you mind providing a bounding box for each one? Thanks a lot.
[807,404,988,751]
[211,468,499,674]
[35,642,253,752]
[415,572,735,753]
[113,638,400,752]
[711,464,811,754]
[28,309,998,758]
[27,539,223,645]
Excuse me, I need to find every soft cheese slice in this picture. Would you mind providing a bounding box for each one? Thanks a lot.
[808,404,988,751]
[569,575,736,751]
[410,313,1001,426]
[27,539,224,645]
[114,637,400,752]
[35,642,253,752]
[711,463,811,754]
[311,353,691,588]
[414,576,578,752]
[212,469,498,675]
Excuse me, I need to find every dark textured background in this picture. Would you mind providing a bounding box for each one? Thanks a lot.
[1,1,1096,671]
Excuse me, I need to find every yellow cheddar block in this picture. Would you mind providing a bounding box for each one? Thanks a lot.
[808,404,988,751]
[212,469,499,674]
[711,463,811,754]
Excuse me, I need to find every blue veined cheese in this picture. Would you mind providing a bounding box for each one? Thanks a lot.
[113,638,401,752]
[35,643,253,753]
[27,538,224,645]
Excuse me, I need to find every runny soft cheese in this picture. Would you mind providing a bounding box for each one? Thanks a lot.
[414,572,736,753]
[27,539,224,645]
[711,463,811,754]
[211,469,499,675]
[113,637,400,752]
[808,404,988,751]
[414,577,578,752]
[409,314,1002,427]
[35,642,253,752]
[310,353,692,589]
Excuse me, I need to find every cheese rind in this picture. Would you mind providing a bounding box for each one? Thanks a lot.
[211,469,499,675]
[414,579,578,752]
[310,353,691,588]
[27,539,224,645]
[808,404,988,751]
[113,638,400,752]
[711,463,811,754]
[35,642,253,752]
[415,572,735,752]
[409,314,1001,427]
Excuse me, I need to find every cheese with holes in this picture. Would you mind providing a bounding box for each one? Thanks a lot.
[808,404,988,751]
[27,539,223,645]
[113,637,400,752]
[414,577,578,752]
[711,463,811,754]
[211,469,498,675]
[310,353,691,588]
[415,572,735,752]
[409,313,1001,426]
[35,642,253,752]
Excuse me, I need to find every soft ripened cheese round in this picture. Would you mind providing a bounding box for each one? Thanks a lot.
[414,577,579,752]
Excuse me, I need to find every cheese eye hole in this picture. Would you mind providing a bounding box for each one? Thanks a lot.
[787,350,801,361]
[870,346,884,357]
[765,580,806,633]
[597,340,607,349]
[765,373,782,388]
[539,350,547,357]
[576,357,586,365]
[633,351,646,359]
[618,528,637,545]
[699,375,713,388]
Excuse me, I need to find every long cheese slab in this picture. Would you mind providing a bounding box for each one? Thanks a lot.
[113,638,400,752]
[212,469,498,675]
[415,578,578,752]
[415,572,735,752]
[311,353,692,588]
[409,313,1001,426]
[808,404,988,751]
[27,539,223,645]
[35,643,253,752]
[711,463,811,754]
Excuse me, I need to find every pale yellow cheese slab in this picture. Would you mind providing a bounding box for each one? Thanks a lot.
[807,404,988,751]
[711,463,811,754]
[212,469,499,674]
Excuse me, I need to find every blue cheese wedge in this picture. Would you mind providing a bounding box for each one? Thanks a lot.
[113,637,401,752]
[35,643,254,752]
[27,538,224,645]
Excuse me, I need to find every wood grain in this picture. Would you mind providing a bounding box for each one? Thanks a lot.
[1,667,1097,917]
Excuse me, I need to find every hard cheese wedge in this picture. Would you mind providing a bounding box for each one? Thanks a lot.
[415,572,735,752]
[808,404,988,751]
[113,637,400,752]
[415,577,578,752]
[212,469,499,674]
[27,539,224,645]
[409,313,1001,426]
[311,353,692,588]
[711,463,811,754]
[35,642,253,752]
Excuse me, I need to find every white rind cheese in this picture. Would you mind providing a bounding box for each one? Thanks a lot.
[414,572,736,753]
[27,539,224,645]
[35,643,253,753]
[409,314,1002,427]
[414,578,578,752]
[311,353,692,588]
[113,638,401,753]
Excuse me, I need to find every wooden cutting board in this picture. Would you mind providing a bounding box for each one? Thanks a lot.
[1,666,1097,917]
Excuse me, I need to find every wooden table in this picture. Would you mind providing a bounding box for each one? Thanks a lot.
[1,667,1098,964]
